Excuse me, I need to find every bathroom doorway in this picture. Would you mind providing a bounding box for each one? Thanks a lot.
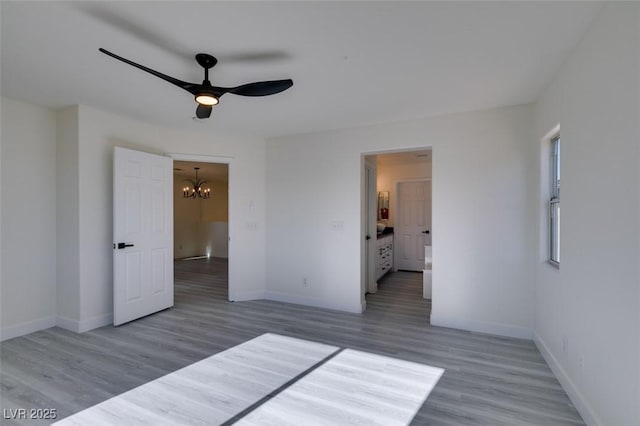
[361,148,432,316]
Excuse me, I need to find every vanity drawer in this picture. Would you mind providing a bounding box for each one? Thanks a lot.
[375,234,394,281]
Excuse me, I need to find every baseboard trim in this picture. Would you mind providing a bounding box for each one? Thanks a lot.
[430,312,533,340]
[264,291,362,314]
[533,333,602,426]
[230,290,265,302]
[56,315,80,332]
[56,313,113,333]
[79,313,113,333]
[0,316,57,341]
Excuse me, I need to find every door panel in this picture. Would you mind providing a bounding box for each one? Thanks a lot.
[125,188,141,234]
[114,147,173,326]
[151,191,166,233]
[125,251,143,301]
[151,248,168,294]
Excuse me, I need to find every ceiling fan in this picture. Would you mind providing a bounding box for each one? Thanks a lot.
[99,48,293,119]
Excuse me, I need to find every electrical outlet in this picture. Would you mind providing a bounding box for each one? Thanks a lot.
[562,335,569,355]
[578,354,584,369]
[247,221,258,230]
[303,277,309,287]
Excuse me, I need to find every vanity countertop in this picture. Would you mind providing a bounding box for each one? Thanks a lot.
[377,229,393,239]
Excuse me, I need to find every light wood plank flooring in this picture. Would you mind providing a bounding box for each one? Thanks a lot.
[1,258,584,425]
[236,348,444,426]
[53,334,342,426]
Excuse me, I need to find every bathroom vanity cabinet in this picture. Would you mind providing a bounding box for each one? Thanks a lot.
[376,234,393,281]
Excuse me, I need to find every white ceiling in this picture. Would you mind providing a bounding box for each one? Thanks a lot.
[1,1,602,139]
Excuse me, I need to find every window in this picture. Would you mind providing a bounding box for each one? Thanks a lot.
[549,135,560,265]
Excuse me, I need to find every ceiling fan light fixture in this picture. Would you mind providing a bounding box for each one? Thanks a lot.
[98,48,293,119]
[196,93,220,106]
[195,93,219,106]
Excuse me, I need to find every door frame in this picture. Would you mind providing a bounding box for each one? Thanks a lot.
[166,152,236,301]
[394,178,431,272]
[360,146,432,312]
[364,157,377,296]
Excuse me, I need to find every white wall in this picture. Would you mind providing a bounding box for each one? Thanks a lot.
[266,104,537,337]
[205,222,229,259]
[266,133,365,312]
[55,106,81,330]
[1,97,58,340]
[533,3,640,426]
[1,100,266,336]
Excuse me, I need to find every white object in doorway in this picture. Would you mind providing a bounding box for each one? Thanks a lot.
[423,245,432,299]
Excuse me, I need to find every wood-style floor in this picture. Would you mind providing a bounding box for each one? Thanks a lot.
[0,258,584,425]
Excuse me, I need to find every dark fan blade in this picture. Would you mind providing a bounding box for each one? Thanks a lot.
[99,48,200,95]
[226,79,293,97]
[195,104,212,119]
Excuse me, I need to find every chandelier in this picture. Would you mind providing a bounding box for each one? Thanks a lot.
[182,167,211,199]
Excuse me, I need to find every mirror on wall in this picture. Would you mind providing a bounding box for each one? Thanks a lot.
[378,191,389,220]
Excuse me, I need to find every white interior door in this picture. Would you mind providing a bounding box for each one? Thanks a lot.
[396,181,431,271]
[113,147,174,326]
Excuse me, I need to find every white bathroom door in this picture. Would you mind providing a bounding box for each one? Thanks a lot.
[396,181,431,271]
[113,147,174,326]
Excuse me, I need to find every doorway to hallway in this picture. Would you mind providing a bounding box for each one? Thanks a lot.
[173,160,230,300]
